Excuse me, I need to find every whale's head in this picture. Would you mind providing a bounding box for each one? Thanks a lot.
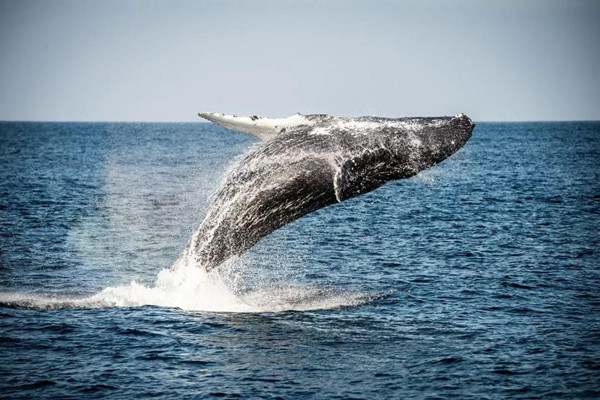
[369,113,474,173]
[333,113,474,201]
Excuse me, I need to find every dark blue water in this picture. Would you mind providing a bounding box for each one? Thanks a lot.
[1,121,599,399]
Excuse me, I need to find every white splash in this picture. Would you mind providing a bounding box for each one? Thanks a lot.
[0,254,378,312]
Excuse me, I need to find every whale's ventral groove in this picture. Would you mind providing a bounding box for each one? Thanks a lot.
[190,112,474,270]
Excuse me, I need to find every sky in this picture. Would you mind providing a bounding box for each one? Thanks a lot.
[0,0,599,122]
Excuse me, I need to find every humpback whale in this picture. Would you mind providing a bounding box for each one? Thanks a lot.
[190,112,474,270]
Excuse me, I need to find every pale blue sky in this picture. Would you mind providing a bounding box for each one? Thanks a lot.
[0,0,599,121]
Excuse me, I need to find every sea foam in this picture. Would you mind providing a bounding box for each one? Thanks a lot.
[0,254,379,313]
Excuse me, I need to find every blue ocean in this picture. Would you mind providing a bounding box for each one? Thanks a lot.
[0,121,598,399]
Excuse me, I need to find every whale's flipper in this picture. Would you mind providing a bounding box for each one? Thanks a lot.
[198,112,313,141]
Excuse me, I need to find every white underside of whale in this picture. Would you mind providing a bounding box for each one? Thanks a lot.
[198,112,313,141]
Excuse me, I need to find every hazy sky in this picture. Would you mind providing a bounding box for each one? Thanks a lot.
[1,0,599,122]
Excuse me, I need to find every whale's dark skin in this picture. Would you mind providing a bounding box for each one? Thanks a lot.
[191,113,474,270]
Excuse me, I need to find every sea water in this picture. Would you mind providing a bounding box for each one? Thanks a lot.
[0,121,598,398]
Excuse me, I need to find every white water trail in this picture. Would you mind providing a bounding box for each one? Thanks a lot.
[0,252,379,312]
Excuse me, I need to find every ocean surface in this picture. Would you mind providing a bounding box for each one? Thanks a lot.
[0,120,599,399]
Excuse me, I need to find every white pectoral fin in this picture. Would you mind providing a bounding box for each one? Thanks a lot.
[198,112,312,141]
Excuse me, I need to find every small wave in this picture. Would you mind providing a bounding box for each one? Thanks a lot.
[237,285,380,312]
[0,292,93,310]
[0,259,380,313]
